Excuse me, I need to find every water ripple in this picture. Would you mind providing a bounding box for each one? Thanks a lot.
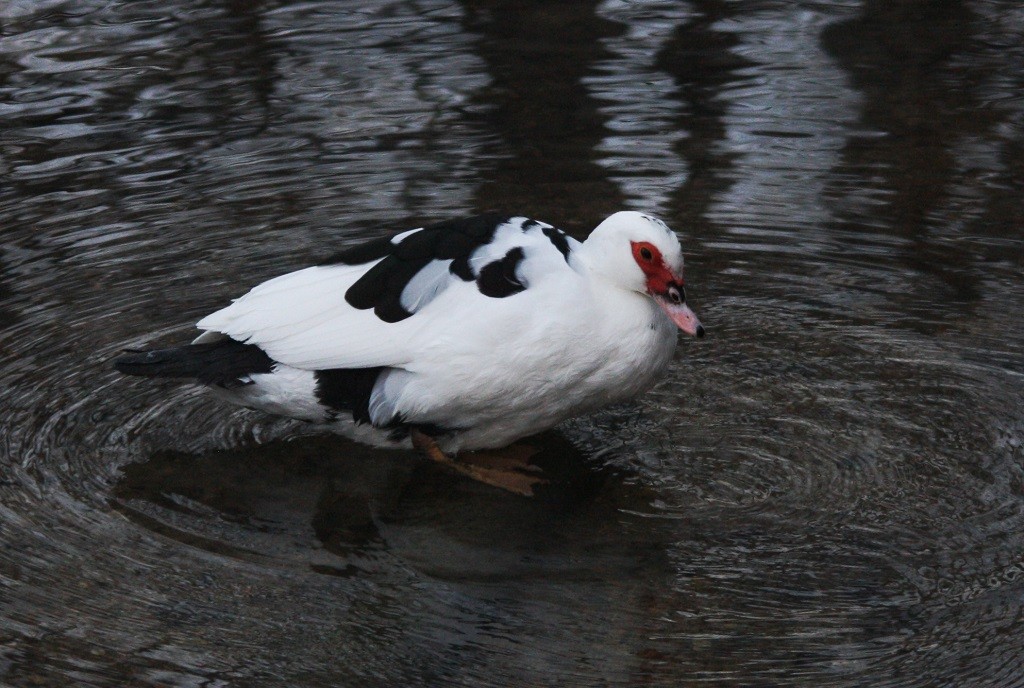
[3,0,1024,686]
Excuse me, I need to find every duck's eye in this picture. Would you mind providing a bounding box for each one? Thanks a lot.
[640,247,653,261]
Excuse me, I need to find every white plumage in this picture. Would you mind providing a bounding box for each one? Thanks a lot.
[119,211,704,456]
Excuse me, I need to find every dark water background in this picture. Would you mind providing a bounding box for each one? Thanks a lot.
[2,0,1023,685]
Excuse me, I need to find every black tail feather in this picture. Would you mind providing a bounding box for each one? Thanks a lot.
[114,340,274,387]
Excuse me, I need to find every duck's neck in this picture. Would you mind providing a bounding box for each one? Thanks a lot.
[571,234,624,286]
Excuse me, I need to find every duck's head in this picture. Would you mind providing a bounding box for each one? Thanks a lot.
[584,211,704,337]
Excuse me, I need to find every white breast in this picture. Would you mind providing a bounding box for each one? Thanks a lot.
[370,278,678,452]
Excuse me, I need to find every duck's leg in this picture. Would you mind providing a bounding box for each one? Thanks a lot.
[410,429,546,497]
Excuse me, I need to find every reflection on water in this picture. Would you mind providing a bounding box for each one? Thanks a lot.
[462,0,626,222]
[2,0,1024,685]
[655,0,755,238]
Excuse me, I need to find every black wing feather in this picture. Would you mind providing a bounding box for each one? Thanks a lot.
[323,213,572,323]
[335,213,512,321]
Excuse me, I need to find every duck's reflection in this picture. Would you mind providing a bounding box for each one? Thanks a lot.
[111,431,649,575]
[110,430,690,679]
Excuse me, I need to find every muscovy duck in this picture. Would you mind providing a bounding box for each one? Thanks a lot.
[116,212,704,494]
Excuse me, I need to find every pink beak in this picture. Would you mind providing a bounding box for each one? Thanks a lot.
[654,295,705,338]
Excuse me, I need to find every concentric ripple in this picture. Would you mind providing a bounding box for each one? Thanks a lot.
[3,0,1024,686]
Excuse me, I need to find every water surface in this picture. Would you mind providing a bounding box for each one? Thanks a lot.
[1,1,1023,685]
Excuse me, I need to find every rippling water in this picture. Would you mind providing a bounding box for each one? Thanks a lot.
[2,0,1023,685]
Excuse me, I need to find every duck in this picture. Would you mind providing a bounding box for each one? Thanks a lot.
[115,211,704,495]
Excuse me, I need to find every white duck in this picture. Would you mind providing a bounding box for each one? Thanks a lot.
[116,211,704,494]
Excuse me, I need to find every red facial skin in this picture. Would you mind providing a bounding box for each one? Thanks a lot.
[630,241,682,293]
[631,240,704,337]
